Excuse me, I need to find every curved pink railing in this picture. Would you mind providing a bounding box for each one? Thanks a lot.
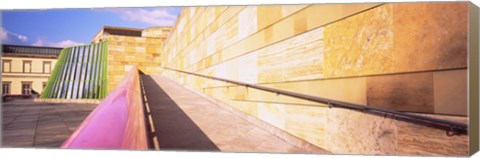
[61,67,148,149]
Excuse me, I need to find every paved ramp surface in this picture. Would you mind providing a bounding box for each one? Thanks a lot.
[141,75,328,153]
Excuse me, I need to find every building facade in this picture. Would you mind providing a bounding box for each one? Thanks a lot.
[92,26,170,92]
[159,2,469,155]
[37,2,471,155]
[2,45,61,96]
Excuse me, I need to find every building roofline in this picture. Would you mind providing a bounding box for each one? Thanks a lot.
[2,44,63,58]
[103,25,144,32]
[2,44,64,49]
[144,26,172,30]
[2,53,59,59]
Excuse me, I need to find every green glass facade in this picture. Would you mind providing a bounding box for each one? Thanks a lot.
[41,42,108,99]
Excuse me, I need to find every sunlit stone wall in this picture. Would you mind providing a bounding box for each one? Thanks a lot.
[142,27,172,38]
[93,27,169,92]
[160,2,469,155]
[106,35,163,92]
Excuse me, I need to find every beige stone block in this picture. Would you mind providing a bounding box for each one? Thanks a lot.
[125,46,137,53]
[237,100,259,117]
[146,38,162,44]
[228,86,247,100]
[325,108,397,154]
[260,20,272,41]
[433,69,467,115]
[285,105,327,148]
[113,75,124,81]
[272,16,294,43]
[282,5,308,17]
[135,47,146,53]
[124,37,135,42]
[309,4,380,30]
[366,72,434,113]
[265,77,367,105]
[242,86,320,107]
[109,45,125,52]
[293,11,307,34]
[236,52,258,84]
[396,113,467,156]
[237,6,258,40]
[258,27,324,83]
[306,5,342,29]
[124,55,135,61]
[135,37,146,43]
[181,4,379,74]
[393,2,468,72]
[324,4,394,78]
[258,103,286,129]
[112,65,124,72]
[257,5,283,30]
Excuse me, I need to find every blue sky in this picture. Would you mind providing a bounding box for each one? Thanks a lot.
[1,7,182,47]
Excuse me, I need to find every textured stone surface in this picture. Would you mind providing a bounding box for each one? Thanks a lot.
[324,2,468,77]
[257,27,324,83]
[284,104,327,148]
[393,2,468,72]
[107,35,163,92]
[142,27,171,38]
[396,113,468,156]
[163,4,379,74]
[366,72,434,113]
[160,2,469,156]
[324,4,394,78]
[433,69,467,115]
[325,108,397,154]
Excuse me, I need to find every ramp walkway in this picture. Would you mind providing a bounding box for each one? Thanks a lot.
[141,75,329,153]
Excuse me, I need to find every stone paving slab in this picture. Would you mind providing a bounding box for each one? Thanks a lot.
[142,75,329,154]
[1,99,96,148]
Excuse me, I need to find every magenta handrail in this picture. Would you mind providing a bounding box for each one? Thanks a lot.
[61,67,148,149]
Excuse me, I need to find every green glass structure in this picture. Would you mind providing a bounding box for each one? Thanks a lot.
[41,42,108,99]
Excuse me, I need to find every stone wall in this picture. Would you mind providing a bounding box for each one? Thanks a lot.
[160,2,469,155]
[142,27,172,38]
[106,35,163,92]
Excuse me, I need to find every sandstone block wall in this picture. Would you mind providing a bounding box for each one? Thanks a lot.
[160,2,469,155]
[106,35,163,92]
[142,27,172,38]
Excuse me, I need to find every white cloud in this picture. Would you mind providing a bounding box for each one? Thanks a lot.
[108,8,178,26]
[0,27,7,41]
[32,39,83,48]
[17,35,28,42]
[1,27,28,42]
[51,40,83,47]
[32,39,45,46]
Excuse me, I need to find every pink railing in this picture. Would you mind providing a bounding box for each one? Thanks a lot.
[61,67,148,149]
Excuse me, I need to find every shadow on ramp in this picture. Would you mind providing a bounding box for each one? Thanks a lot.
[141,75,220,151]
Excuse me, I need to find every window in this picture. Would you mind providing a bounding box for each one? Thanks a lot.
[43,61,52,73]
[2,82,11,95]
[22,82,31,95]
[2,60,11,72]
[23,61,32,73]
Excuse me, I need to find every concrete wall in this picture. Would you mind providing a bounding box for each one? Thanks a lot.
[160,2,469,155]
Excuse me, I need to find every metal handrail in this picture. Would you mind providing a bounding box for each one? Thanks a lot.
[163,67,468,135]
